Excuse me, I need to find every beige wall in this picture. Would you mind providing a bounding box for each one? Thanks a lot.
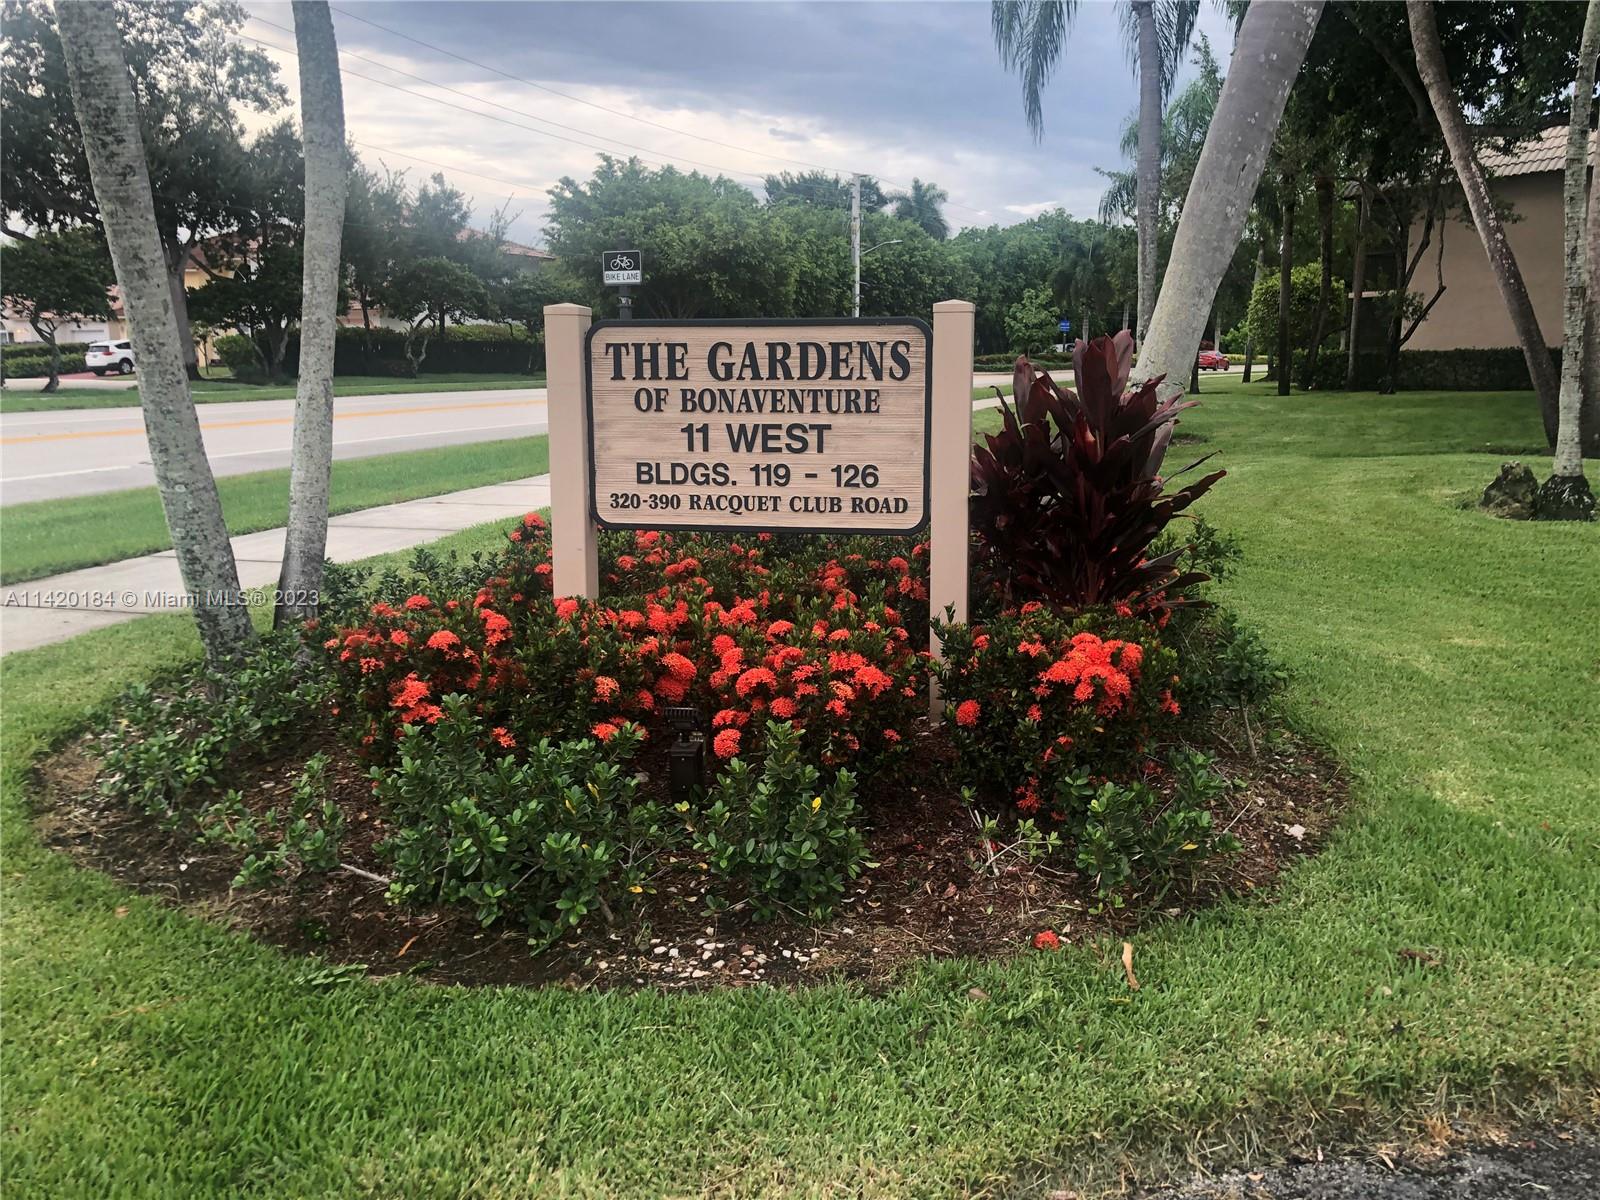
[1407,173,1563,351]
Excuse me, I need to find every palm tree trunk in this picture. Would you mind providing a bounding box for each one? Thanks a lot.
[1585,133,1600,457]
[1407,0,1560,443]
[1134,1,1325,394]
[1537,0,1599,518]
[1277,183,1296,397]
[1243,230,1267,383]
[1346,183,1370,389]
[1134,0,1162,343]
[1302,173,1335,389]
[57,0,254,665]
[277,0,349,623]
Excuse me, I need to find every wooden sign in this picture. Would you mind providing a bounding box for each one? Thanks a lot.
[585,318,931,533]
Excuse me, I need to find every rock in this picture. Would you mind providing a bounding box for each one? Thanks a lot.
[1480,461,1538,519]
[1534,473,1598,522]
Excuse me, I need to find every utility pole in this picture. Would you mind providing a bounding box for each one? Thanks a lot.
[851,173,862,319]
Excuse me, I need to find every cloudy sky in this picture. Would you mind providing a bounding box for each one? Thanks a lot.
[240,1,1235,247]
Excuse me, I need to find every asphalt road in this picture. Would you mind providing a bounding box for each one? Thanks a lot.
[0,387,549,504]
[1132,1129,1600,1200]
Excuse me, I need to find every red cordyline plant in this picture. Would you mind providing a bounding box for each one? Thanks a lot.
[970,332,1225,611]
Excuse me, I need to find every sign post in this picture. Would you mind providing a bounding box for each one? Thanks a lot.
[545,303,598,598]
[929,300,974,720]
[602,250,642,321]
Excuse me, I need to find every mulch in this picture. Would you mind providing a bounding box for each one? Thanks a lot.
[32,715,1347,993]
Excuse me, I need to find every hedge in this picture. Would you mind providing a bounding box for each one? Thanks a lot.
[305,325,543,377]
[3,341,92,362]
[2,351,88,378]
[974,352,1073,371]
[1271,345,1562,392]
[208,325,544,380]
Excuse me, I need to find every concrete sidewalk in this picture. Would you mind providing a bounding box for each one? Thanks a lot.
[0,475,550,656]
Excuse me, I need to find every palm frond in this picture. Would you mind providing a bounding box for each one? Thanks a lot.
[992,0,1079,140]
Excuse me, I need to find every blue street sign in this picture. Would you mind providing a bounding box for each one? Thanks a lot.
[1058,319,1072,332]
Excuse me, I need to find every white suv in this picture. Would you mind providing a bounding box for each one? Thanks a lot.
[86,340,135,375]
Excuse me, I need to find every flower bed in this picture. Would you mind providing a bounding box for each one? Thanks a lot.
[52,335,1349,985]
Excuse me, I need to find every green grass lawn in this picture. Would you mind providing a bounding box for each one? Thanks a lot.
[2,380,1597,1197]
[0,372,544,413]
[1,436,549,585]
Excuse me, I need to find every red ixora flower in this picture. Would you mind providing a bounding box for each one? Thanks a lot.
[591,721,620,741]
[491,726,515,749]
[1032,930,1061,951]
[425,629,461,653]
[954,699,981,727]
[713,727,741,759]
[403,594,432,611]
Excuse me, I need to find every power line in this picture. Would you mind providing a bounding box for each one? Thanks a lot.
[238,28,881,216]
[327,4,848,176]
[320,5,989,219]
[239,24,772,185]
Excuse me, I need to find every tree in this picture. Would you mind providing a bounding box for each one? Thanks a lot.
[993,0,1199,340]
[545,157,796,319]
[56,0,254,665]
[501,268,585,372]
[1005,287,1061,355]
[1537,0,1599,520]
[277,0,350,625]
[764,171,885,212]
[3,0,287,378]
[405,171,473,263]
[379,257,487,376]
[1406,1,1561,439]
[0,228,113,391]
[186,239,306,380]
[889,179,950,240]
[343,162,408,369]
[1134,1,1326,394]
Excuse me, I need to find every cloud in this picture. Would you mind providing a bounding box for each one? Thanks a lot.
[241,0,1237,245]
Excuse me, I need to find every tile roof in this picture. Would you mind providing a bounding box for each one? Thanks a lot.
[1479,126,1596,178]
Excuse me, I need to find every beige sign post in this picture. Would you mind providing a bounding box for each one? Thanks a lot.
[545,300,973,718]
[929,300,974,719]
[545,302,598,598]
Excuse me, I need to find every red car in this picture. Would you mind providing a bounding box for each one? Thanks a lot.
[1198,349,1230,371]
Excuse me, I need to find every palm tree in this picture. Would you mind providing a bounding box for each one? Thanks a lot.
[993,0,1199,340]
[56,0,256,666]
[1538,0,1598,518]
[276,0,350,622]
[1405,0,1560,440]
[1133,1,1325,394]
[889,179,950,240]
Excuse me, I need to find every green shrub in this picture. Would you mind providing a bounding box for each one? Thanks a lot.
[1059,749,1240,905]
[689,720,870,920]
[1243,263,1345,354]
[213,333,265,381]
[95,634,331,823]
[2,340,90,362]
[288,325,541,377]
[1286,345,1562,392]
[3,350,87,377]
[373,697,674,943]
[198,754,346,889]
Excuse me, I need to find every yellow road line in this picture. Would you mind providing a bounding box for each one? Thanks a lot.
[0,397,544,445]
